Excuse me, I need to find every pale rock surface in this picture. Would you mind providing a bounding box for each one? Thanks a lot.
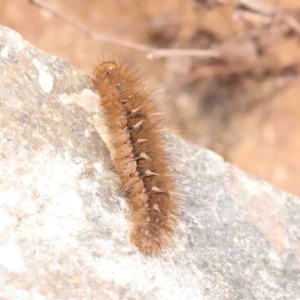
[0,26,299,300]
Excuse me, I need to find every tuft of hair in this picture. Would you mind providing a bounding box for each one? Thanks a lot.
[93,61,178,255]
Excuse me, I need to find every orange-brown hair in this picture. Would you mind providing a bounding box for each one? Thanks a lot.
[93,61,178,255]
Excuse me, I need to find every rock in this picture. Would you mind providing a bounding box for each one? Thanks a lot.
[0,25,299,300]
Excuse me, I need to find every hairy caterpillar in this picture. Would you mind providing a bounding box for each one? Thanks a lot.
[93,61,178,255]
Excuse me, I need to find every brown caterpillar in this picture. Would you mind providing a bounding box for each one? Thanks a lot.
[93,61,178,255]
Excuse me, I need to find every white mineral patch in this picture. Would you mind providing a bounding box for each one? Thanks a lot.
[11,31,24,52]
[1,28,24,53]
[0,243,24,272]
[1,46,8,58]
[73,89,100,112]
[93,162,105,173]
[32,58,54,93]
[59,93,73,105]
[59,89,100,112]
[0,211,14,228]
[84,129,90,138]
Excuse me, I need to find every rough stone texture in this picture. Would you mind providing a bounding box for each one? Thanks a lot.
[0,25,299,300]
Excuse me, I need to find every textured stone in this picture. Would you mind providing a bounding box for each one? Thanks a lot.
[0,26,299,300]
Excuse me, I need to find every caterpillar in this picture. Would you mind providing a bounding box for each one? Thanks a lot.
[93,61,178,255]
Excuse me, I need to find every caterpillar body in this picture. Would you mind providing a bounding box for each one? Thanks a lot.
[93,61,178,255]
